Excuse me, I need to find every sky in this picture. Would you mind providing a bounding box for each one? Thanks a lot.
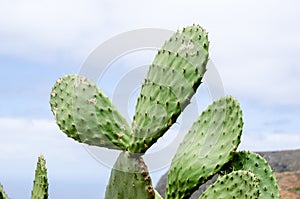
[0,0,300,198]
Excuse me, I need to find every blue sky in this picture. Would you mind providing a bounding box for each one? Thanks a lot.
[0,0,300,198]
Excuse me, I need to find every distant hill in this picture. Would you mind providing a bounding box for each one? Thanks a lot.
[257,149,300,172]
[156,149,300,199]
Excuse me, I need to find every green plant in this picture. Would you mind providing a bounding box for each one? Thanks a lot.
[164,96,280,198]
[50,25,279,198]
[105,152,155,198]
[0,183,9,199]
[199,170,260,199]
[222,151,280,198]
[0,155,48,199]
[31,155,48,199]
[166,96,243,198]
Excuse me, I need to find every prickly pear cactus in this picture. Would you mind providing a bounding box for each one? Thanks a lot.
[105,152,155,199]
[0,184,9,199]
[31,155,48,199]
[199,170,260,199]
[49,24,211,198]
[129,25,209,153]
[50,74,131,150]
[50,25,210,154]
[49,24,279,199]
[166,96,243,199]
[222,151,280,198]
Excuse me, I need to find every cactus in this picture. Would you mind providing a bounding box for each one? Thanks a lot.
[166,96,243,199]
[49,24,279,198]
[31,155,48,199]
[49,25,209,154]
[129,25,209,153]
[0,155,48,199]
[199,170,260,199]
[105,152,154,199]
[0,184,9,199]
[222,151,280,198]
[50,74,131,150]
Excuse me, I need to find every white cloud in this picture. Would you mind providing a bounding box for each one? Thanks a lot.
[216,58,300,105]
[0,117,70,159]
[0,117,112,197]
[239,130,300,152]
[1,0,297,106]
[0,0,108,62]
[0,117,108,178]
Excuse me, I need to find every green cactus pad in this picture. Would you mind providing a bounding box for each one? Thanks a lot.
[31,155,48,199]
[222,151,280,199]
[105,152,155,199]
[129,24,209,153]
[0,184,9,199]
[199,170,260,199]
[166,96,243,199]
[50,74,131,150]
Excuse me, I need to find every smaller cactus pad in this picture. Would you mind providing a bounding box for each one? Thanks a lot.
[105,152,155,199]
[222,151,280,198]
[50,74,131,150]
[199,170,260,199]
[0,184,9,199]
[166,96,243,199]
[31,155,48,199]
[129,24,209,153]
